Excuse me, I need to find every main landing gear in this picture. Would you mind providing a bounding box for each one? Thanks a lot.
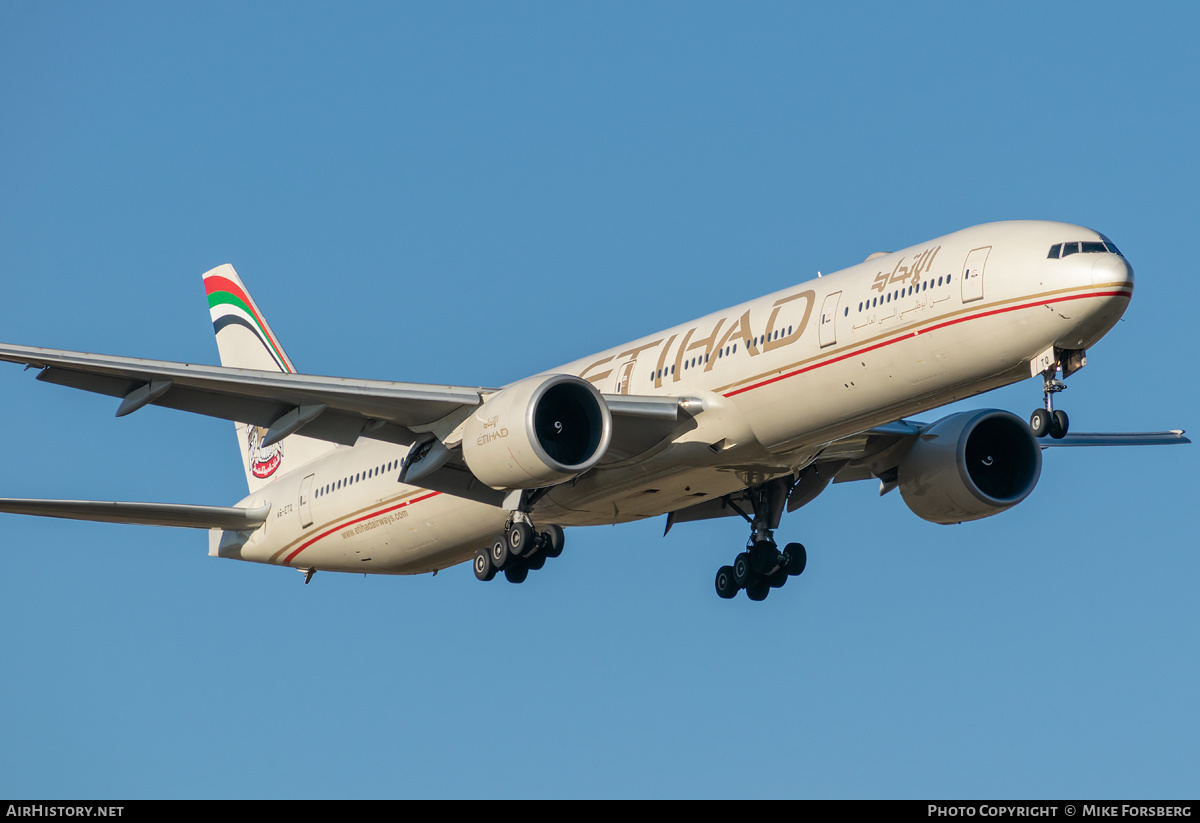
[1029,354,1075,440]
[473,515,565,584]
[713,479,807,602]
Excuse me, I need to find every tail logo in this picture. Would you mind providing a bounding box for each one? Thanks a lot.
[247,425,283,478]
[205,272,296,374]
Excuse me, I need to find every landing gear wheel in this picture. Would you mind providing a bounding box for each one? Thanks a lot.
[750,539,778,575]
[509,522,535,557]
[1030,408,1051,438]
[767,568,788,589]
[504,559,529,584]
[525,551,546,571]
[474,547,497,581]
[783,542,807,576]
[489,535,510,570]
[1050,409,1069,439]
[733,552,755,588]
[542,524,565,558]
[745,582,770,602]
[715,566,738,599]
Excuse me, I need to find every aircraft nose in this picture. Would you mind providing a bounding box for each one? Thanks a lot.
[1091,252,1134,290]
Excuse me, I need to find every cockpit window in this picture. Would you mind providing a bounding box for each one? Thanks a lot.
[1049,239,1124,259]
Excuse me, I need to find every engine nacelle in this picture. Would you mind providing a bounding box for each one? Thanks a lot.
[899,409,1041,524]
[462,374,612,491]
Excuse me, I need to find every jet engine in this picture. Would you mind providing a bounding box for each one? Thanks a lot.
[462,374,612,491]
[898,409,1041,524]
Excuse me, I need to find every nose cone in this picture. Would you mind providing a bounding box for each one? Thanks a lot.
[1058,251,1134,350]
[1092,252,1134,292]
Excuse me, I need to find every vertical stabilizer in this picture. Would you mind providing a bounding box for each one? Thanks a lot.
[203,264,336,492]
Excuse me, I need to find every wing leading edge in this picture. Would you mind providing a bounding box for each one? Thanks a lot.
[0,342,488,448]
[0,499,271,529]
[0,343,699,509]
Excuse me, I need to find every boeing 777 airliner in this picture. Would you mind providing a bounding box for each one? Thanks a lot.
[0,221,1186,601]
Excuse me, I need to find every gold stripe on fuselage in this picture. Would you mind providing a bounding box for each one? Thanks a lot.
[712,282,1129,396]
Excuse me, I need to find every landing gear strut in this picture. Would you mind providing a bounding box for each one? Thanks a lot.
[714,479,807,602]
[1030,351,1078,440]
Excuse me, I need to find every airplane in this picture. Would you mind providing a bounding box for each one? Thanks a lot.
[0,220,1188,601]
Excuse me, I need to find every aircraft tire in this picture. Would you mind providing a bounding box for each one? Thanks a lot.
[768,568,788,589]
[490,535,511,570]
[783,542,807,576]
[1030,408,1051,438]
[474,548,497,582]
[715,566,738,599]
[746,582,770,602]
[526,551,546,571]
[1051,409,1069,439]
[733,552,755,588]
[750,539,779,575]
[504,560,529,584]
[509,522,535,557]
[542,524,565,558]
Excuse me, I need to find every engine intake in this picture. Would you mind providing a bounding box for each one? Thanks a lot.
[462,374,612,491]
[899,409,1041,524]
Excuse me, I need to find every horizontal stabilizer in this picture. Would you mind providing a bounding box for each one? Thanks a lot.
[0,499,271,529]
[1039,430,1190,447]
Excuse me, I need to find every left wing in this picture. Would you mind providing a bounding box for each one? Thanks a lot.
[0,342,486,448]
[0,344,698,505]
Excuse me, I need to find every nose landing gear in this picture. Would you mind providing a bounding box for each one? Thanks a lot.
[1029,349,1084,440]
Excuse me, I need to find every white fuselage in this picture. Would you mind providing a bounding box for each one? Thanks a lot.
[213,221,1133,575]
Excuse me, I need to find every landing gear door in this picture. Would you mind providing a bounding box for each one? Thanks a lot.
[818,291,841,348]
[299,473,315,529]
[961,246,990,303]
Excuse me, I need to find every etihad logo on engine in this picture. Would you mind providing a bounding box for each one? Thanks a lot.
[477,415,509,446]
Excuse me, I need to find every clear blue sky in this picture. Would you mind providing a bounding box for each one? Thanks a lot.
[1,1,1196,799]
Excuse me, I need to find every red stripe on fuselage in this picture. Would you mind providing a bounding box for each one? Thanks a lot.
[724,288,1132,398]
[282,491,442,564]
